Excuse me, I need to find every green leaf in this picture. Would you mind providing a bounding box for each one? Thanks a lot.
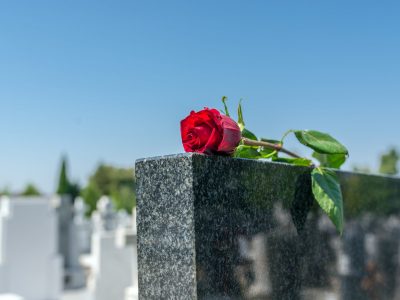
[221,96,230,117]
[259,147,275,156]
[241,128,257,141]
[259,150,277,159]
[311,168,344,234]
[272,157,313,167]
[259,138,281,155]
[236,99,259,142]
[234,145,261,159]
[312,152,346,169]
[237,99,245,130]
[294,130,348,155]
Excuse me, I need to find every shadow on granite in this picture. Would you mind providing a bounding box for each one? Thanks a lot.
[136,153,400,300]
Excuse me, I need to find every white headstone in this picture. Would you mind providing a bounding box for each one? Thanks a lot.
[0,196,63,300]
[86,197,134,300]
[94,196,117,232]
[73,197,92,254]
[59,196,93,289]
[124,207,138,300]
[0,294,24,300]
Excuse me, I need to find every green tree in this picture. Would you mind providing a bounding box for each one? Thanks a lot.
[56,156,81,200]
[81,182,101,217]
[57,156,70,194]
[81,164,136,216]
[379,148,399,175]
[352,165,371,174]
[21,183,41,196]
[0,187,11,196]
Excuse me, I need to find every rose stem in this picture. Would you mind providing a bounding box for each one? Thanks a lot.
[241,137,302,159]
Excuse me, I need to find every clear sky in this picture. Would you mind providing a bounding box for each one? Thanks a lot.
[0,1,399,193]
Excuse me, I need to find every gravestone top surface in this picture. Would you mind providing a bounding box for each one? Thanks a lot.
[136,153,400,300]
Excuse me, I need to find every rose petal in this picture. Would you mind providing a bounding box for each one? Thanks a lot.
[217,115,242,153]
[200,127,221,154]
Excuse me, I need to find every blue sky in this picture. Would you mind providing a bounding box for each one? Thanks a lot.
[0,1,399,193]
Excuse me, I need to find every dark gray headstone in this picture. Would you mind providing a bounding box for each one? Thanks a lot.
[136,153,400,300]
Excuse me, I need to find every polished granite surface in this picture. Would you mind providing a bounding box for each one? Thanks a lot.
[136,153,400,300]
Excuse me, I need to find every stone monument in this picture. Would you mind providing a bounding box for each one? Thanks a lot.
[136,153,400,299]
[123,207,138,300]
[0,196,62,300]
[56,195,87,289]
[87,196,134,300]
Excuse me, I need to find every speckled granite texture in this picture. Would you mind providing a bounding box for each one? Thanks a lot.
[136,153,400,300]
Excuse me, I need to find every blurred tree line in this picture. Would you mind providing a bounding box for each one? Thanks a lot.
[0,184,41,196]
[55,156,136,216]
[21,184,41,196]
[80,164,136,216]
[0,156,136,216]
[57,157,80,199]
[351,147,399,176]
[379,148,399,175]
[1,148,397,212]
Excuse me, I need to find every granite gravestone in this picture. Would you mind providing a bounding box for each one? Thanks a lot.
[136,153,400,300]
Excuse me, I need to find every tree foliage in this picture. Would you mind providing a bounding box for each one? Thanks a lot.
[81,164,136,216]
[57,157,69,194]
[352,165,371,174]
[379,148,399,175]
[56,156,81,200]
[21,183,41,196]
[0,187,10,196]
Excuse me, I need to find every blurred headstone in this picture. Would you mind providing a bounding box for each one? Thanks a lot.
[0,196,62,300]
[338,221,366,300]
[56,196,89,289]
[91,196,117,232]
[87,197,134,300]
[124,207,138,300]
[0,294,24,300]
[73,197,92,254]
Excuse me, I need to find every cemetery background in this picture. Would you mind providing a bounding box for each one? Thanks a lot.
[0,159,138,300]
[0,152,398,299]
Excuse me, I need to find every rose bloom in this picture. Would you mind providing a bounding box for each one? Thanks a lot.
[180,108,241,155]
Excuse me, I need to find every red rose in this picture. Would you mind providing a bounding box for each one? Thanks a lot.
[180,108,241,155]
